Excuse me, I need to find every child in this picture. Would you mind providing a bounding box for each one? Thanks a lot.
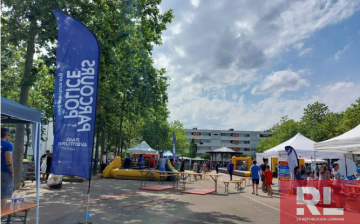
[250,160,261,196]
[264,165,273,197]
[306,171,314,180]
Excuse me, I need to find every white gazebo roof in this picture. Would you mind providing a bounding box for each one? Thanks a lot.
[315,124,360,154]
[213,147,235,153]
[127,141,158,155]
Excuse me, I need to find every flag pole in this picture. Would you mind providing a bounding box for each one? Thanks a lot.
[85,181,91,223]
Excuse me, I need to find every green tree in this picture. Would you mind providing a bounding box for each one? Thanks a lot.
[164,120,189,155]
[2,0,174,188]
[189,139,198,158]
[200,153,211,160]
[257,116,300,152]
[300,102,330,142]
[319,112,344,140]
[339,98,360,132]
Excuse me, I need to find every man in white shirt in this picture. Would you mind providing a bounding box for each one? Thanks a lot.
[101,152,107,172]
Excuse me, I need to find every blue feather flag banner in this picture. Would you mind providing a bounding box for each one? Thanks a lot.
[172,132,176,154]
[51,9,100,180]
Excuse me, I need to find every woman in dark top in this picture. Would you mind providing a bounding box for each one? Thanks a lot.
[180,159,185,172]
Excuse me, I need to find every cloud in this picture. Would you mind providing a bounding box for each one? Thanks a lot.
[168,80,360,131]
[334,43,351,60]
[190,0,200,8]
[152,0,360,130]
[299,48,312,56]
[251,70,309,95]
[318,82,360,112]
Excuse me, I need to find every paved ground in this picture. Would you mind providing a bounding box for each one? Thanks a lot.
[15,172,283,224]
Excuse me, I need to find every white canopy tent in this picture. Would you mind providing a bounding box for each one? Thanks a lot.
[127,141,159,155]
[263,133,341,159]
[1,97,41,224]
[315,124,360,154]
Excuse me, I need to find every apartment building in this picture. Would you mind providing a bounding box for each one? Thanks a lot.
[185,128,272,156]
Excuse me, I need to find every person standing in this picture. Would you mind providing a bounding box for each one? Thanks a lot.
[159,154,166,172]
[124,154,131,168]
[250,160,261,196]
[265,165,273,197]
[259,158,268,193]
[137,154,144,169]
[197,161,201,179]
[193,161,198,180]
[1,128,14,209]
[100,152,107,172]
[158,154,166,181]
[227,161,234,181]
[149,155,156,180]
[193,161,197,172]
[331,162,342,208]
[215,162,219,174]
[41,150,53,182]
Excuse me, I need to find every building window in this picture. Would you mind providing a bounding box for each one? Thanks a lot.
[200,139,210,144]
[260,134,271,137]
[251,134,258,137]
[244,141,250,144]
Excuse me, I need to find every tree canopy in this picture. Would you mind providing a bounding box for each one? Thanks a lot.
[257,99,360,152]
[1,0,175,189]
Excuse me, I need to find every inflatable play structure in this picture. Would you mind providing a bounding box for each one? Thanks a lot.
[231,156,252,177]
[103,156,178,180]
[218,157,252,177]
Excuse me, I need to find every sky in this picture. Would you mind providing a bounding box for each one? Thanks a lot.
[152,0,360,131]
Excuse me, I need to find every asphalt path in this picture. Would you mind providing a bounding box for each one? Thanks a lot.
[17,171,283,224]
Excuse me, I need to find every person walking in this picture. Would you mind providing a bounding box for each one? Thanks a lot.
[41,150,53,182]
[227,161,234,181]
[250,160,261,196]
[265,165,273,197]
[1,128,14,211]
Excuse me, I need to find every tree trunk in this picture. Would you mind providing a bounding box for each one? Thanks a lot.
[128,124,133,150]
[13,27,36,190]
[100,124,106,157]
[118,115,124,158]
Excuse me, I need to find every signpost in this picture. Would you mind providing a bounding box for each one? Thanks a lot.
[278,151,290,194]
